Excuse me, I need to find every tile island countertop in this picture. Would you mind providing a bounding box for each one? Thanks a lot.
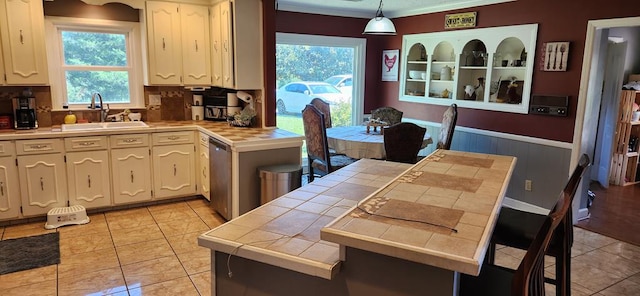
[321,149,517,276]
[198,149,516,287]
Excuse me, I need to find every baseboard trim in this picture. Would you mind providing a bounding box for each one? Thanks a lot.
[502,197,549,215]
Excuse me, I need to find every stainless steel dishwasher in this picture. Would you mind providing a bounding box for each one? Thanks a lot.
[209,137,232,220]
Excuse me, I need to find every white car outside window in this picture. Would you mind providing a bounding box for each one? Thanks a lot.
[276,82,347,114]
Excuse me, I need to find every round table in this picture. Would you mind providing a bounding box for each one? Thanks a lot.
[325,126,432,159]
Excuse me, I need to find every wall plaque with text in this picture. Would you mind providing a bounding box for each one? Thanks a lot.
[444,12,477,29]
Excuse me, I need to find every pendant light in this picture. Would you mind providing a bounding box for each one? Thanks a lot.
[363,0,396,35]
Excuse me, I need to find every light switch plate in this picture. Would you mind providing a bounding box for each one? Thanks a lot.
[149,95,161,105]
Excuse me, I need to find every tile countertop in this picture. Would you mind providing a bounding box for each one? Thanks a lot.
[198,159,413,280]
[0,121,304,150]
[321,149,517,276]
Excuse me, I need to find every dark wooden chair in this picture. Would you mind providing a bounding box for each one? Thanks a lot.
[437,104,457,150]
[484,154,590,296]
[461,154,589,296]
[371,107,403,125]
[383,122,426,164]
[310,98,332,128]
[302,104,357,182]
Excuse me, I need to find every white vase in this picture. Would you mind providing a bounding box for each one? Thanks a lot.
[632,111,640,122]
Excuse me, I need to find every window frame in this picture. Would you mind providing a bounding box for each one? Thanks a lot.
[276,33,366,125]
[45,16,144,111]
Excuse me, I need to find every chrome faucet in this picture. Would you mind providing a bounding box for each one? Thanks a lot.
[90,92,109,122]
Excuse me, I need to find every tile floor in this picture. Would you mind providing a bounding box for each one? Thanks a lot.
[1,198,639,295]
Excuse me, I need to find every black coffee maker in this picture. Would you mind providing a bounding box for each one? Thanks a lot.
[12,88,38,129]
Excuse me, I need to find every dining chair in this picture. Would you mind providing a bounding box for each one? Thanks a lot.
[484,154,590,296]
[302,104,357,182]
[371,107,403,125]
[383,122,426,164]
[310,98,332,128]
[437,103,458,150]
[460,154,589,296]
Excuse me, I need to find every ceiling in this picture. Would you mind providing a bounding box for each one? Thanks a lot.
[276,0,514,19]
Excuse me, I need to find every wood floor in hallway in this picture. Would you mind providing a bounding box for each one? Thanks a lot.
[577,182,640,246]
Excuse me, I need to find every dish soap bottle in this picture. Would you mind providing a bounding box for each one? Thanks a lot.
[64,110,77,124]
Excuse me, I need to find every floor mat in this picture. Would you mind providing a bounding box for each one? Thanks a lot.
[0,232,60,275]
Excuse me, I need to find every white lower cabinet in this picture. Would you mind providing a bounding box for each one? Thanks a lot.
[0,154,20,220]
[110,134,152,205]
[66,150,111,209]
[65,136,111,209]
[198,133,210,200]
[17,153,67,216]
[152,144,196,199]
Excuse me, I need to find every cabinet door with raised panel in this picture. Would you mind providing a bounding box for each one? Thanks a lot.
[17,153,67,216]
[66,150,111,209]
[199,142,210,200]
[152,144,196,199]
[146,1,182,85]
[0,156,20,220]
[0,0,48,84]
[111,147,152,204]
[210,3,223,87]
[181,4,211,85]
[219,0,234,89]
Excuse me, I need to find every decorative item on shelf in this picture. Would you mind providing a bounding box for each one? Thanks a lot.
[363,0,396,35]
[409,70,426,79]
[440,65,452,80]
[489,76,502,101]
[475,77,485,100]
[464,85,476,100]
[441,88,450,98]
[472,51,487,66]
[520,48,527,64]
[632,103,640,122]
[506,78,522,104]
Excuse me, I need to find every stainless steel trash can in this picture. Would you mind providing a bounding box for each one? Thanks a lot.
[258,164,302,205]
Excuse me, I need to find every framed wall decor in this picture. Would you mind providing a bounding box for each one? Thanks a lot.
[541,42,569,71]
[382,49,399,81]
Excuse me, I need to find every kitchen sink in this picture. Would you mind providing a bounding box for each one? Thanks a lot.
[61,121,149,132]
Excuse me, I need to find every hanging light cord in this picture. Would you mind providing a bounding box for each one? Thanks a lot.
[375,0,385,18]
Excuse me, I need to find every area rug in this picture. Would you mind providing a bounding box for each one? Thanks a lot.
[0,232,60,275]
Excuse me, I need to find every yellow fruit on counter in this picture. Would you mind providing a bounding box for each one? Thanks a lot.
[64,113,77,124]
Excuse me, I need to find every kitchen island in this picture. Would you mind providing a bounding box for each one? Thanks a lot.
[198,149,516,295]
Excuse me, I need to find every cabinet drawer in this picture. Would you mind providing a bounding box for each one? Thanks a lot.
[152,131,194,146]
[0,141,15,157]
[16,139,64,155]
[110,134,150,148]
[65,136,108,151]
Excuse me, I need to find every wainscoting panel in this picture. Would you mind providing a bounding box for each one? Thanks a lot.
[410,119,572,209]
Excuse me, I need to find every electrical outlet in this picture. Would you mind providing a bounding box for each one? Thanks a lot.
[149,94,161,105]
[525,180,532,191]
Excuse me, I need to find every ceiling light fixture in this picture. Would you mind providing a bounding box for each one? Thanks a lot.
[363,0,396,35]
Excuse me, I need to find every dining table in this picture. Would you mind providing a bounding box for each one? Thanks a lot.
[325,125,432,159]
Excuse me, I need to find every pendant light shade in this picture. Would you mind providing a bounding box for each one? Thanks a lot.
[363,0,396,35]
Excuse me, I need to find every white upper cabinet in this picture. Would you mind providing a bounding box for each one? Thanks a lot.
[400,24,538,114]
[211,0,262,90]
[145,1,211,86]
[0,0,48,85]
[180,3,211,85]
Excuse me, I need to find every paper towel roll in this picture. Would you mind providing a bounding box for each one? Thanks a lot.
[193,94,203,106]
[227,106,242,115]
[192,106,204,121]
[227,93,239,107]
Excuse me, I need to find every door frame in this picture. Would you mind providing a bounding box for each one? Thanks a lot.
[572,16,640,220]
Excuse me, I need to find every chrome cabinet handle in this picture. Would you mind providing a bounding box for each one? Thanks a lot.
[88,175,91,188]
[173,164,177,176]
[130,170,134,183]
[40,177,44,191]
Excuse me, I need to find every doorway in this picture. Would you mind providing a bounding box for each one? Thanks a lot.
[573,17,640,240]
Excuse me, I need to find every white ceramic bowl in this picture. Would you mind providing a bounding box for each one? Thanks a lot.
[128,113,142,121]
[409,70,426,79]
